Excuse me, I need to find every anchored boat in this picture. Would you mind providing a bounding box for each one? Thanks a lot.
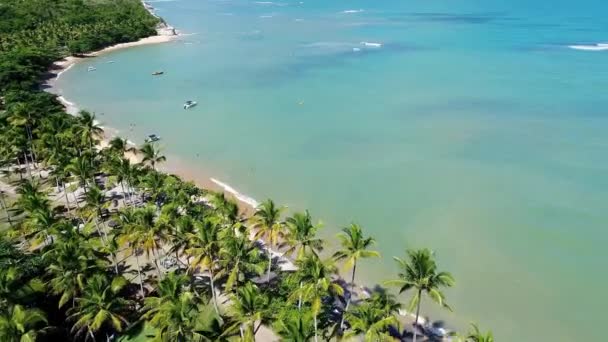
[145,134,161,143]
[183,100,197,109]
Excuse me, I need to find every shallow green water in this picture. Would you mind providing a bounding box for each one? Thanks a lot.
[55,0,608,340]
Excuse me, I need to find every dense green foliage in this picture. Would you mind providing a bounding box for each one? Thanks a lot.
[0,1,493,341]
[0,0,158,92]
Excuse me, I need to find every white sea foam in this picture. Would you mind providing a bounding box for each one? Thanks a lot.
[254,1,286,6]
[210,178,259,208]
[56,63,75,79]
[294,18,304,22]
[360,41,382,48]
[341,9,364,14]
[57,96,79,115]
[259,14,274,18]
[568,43,608,51]
[352,47,361,52]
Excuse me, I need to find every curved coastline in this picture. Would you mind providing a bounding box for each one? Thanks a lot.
[40,1,456,336]
[42,1,263,217]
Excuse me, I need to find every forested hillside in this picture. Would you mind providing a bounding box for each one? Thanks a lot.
[0,0,158,92]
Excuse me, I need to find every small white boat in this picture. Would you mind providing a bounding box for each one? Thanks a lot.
[145,134,161,143]
[87,66,96,71]
[183,100,197,109]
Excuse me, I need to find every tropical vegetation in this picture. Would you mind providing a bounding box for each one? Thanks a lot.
[0,0,494,340]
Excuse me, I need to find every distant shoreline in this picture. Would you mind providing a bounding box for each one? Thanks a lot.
[41,2,261,216]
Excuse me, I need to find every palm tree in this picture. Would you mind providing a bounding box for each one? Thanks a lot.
[465,323,494,342]
[291,254,343,342]
[6,102,40,169]
[211,192,239,226]
[14,179,49,215]
[66,154,94,194]
[0,266,45,309]
[140,170,165,206]
[106,137,136,157]
[105,157,137,206]
[75,110,103,154]
[193,305,239,341]
[230,282,270,341]
[44,226,103,308]
[274,309,315,342]
[0,190,14,228]
[167,215,195,267]
[332,223,380,330]
[116,208,146,298]
[0,304,48,342]
[343,291,401,341]
[343,303,396,341]
[131,206,165,279]
[251,199,285,283]
[142,271,194,339]
[285,211,323,260]
[186,218,222,315]
[138,142,166,171]
[82,185,110,245]
[144,290,206,342]
[68,274,131,342]
[218,232,264,294]
[386,248,455,342]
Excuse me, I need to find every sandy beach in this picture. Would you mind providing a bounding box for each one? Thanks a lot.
[41,15,260,218]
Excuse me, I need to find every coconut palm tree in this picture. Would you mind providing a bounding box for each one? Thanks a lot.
[44,225,103,308]
[0,304,48,342]
[186,218,222,315]
[291,254,343,342]
[22,206,60,247]
[285,211,323,260]
[332,223,380,330]
[143,271,193,336]
[166,215,195,267]
[82,185,110,244]
[140,170,165,206]
[68,274,131,342]
[386,248,455,342]
[218,232,264,294]
[0,266,45,309]
[251,199,285,283]
[211,192,239,226]
[131,206,165,279]
[138,142,166,171]
[144,290,206,342]
[6,102,40,168]
[230,282,270,341]
[464,323,494,342]
[75,110,103,154]
[14,179,49,215]
[66,154,94,194]
[106,137,136,157]
[105,157,137,206]
[0,190,14,228]
[274,309,315,342]
[343,301,397,341]
[195,307,240,342]
[116,208,146,298]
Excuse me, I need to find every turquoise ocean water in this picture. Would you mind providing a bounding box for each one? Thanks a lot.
[55,0,608,340]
